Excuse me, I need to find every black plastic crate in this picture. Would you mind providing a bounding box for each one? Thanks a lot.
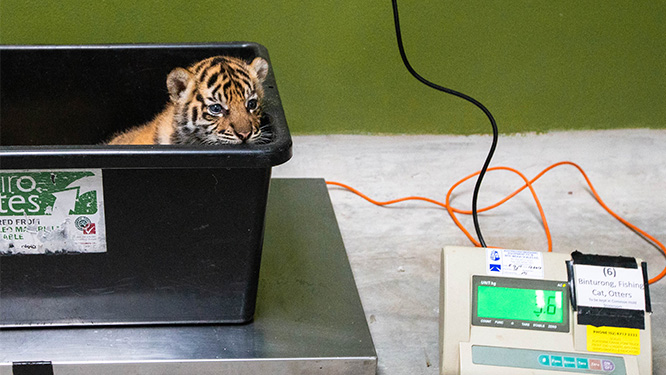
[0,43,292,327]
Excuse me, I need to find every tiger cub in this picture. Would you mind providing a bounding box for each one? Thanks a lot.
[108,55,269,145]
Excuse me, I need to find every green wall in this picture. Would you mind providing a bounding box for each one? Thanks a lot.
[1,1,664,135]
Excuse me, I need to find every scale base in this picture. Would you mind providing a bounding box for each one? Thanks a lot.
[0,179,377,375]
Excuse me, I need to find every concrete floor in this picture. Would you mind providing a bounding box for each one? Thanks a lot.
[272,129,666,375]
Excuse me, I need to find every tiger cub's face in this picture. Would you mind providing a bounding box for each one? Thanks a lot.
[167,56,269,145]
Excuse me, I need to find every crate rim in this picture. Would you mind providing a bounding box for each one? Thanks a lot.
[0,42,293,169]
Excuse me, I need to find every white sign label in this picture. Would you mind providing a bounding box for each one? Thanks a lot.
[0,169,106,254]
[573,264,646,311]
[486,248,544,279]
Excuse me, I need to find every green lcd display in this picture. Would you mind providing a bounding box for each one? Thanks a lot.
[477,286,564,323]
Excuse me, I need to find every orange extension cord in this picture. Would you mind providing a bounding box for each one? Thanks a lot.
[326,161,666,284]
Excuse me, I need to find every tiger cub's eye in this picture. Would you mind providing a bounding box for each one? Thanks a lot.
[208,104,224,115]
[246,99,258,111]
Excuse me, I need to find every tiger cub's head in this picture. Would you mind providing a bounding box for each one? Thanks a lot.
[167,56,269,145]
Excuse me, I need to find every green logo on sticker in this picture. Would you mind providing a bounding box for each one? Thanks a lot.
[0,171,99,216]
[74,216,92,231]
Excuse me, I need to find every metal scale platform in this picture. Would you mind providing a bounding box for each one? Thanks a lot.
[0,179,378,374]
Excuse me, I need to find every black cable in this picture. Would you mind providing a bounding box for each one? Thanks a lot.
[391,0,499,248]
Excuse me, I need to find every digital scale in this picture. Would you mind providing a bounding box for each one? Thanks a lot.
[440,246,652,375]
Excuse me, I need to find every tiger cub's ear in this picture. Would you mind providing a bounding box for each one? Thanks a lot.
[250,57,269,83]
[166,67,195,102]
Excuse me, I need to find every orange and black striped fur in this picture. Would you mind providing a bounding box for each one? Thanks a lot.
[108,56,269,145]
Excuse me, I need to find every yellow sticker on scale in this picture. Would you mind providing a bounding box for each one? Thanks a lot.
[587,326,640,355]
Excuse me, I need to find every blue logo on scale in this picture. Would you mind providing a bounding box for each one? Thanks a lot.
[489,264,502,272]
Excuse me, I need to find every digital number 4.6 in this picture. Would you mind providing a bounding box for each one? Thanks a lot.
[534,296,557,317]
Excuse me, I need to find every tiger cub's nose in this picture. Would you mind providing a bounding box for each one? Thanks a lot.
[236,130,251,141]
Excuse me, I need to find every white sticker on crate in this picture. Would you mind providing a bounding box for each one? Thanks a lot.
[486,248,545,279]
[0,169,106,254]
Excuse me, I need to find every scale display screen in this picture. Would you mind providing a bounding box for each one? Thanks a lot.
[472,276,569,332]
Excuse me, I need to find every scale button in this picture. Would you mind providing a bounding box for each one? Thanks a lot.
[602,360,616,372]
[550,356,563,367]
[576,358,589,369]
[563,357,576,368]
[589,359,602,370]
[538,355,550,366]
